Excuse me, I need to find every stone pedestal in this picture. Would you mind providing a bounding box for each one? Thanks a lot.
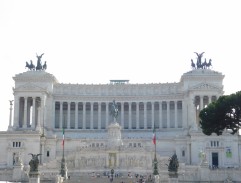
[168,177,178,183]
[199,164,210,182]
[168,172,178,183]
[55,175,64,183]
[28,172,40,183]
[154,175,160,183]
[12,163,25,181]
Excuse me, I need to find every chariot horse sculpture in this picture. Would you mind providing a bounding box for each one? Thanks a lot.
[36,53,44,70]
[194,52,205,69]
[25,60,35,70]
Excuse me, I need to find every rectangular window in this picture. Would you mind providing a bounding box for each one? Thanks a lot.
[211,141,219,147]
[182,150,185,157]
[47,151,50,157]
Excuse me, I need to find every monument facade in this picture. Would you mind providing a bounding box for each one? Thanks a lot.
[0,53,240,182]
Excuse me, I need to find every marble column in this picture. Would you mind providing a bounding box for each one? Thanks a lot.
[83,102,86,129]
[23,97,28,128]
[175,101,178,128]
[144,102,147,129]
[167,101,170,128]
[98,102,101,129]
[75,102,78,129]
[106,102,109,127]
[13,96,19,128]
[208,96,212,105]
[8,100,14,130]
[67,102,70,129]
[41,97,45,129]
[136,102,139,129]
[59,102,63,129]
[121,102,124,128]
[128,102,132,129]
[159,101,162,129]
[200,95,203,110]
[152,102,154,128]
[90,102,93,129]
[32,97,36,129]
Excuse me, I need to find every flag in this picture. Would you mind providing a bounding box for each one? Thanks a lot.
[62,128,65,146]
[152,128,156,145]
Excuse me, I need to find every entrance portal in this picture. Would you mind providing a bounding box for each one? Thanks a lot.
[212,152,218,168]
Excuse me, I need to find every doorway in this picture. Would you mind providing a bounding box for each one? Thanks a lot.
[212,152,218,168]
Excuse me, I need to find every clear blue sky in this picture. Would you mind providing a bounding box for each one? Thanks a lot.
[0,0,240,131]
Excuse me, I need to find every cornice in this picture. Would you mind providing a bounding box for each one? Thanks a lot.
[52,94,185,102]
[53,82,183,97]
[13,71,58,83]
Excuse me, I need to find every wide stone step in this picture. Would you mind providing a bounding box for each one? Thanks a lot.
[64,176,147,183]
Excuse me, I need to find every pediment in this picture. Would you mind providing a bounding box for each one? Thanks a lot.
[190,83,222,91]
[14,83,47,92]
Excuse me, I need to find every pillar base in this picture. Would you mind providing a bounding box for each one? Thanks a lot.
[168,177,178,183]
[29,177,40,183]
[55,175,64,183]
[7,126,13,131]
[29,172,40,183]
[154,175,160,183]
[12,164,24,181]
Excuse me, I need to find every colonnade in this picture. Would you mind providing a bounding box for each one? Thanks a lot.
[10,94,218,130]
[54,100,183,130]
[12,96,44,129]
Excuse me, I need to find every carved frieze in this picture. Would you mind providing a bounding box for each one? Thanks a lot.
[53,83,182,96]
[14,83,47,92]
[189,83,222,91]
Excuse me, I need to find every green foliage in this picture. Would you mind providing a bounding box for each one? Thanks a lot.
[200,91,241,135]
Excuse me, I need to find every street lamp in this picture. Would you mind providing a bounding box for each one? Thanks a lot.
[110,169,114,182]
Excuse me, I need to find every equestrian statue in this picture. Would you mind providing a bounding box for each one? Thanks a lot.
[110,100,119,122]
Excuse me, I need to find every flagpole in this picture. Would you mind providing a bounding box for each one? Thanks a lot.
[153,126,158,176]
[60,127,67,179]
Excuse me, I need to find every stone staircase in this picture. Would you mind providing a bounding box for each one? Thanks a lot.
[64,176,137,183]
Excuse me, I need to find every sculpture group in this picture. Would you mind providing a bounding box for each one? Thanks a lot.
[25,53,47,71]
[28,153,41,173]
[191,52,212,69]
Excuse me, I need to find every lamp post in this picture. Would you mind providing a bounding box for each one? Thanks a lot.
[110,169,114,182]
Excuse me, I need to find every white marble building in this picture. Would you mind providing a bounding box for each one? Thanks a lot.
[0,67,241,182]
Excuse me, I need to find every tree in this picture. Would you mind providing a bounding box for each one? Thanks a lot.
[199,91,241,135]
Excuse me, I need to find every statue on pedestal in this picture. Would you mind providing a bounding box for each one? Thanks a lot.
[110,100,119,122]
[167,153,179,178]
[28,153,41,173]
